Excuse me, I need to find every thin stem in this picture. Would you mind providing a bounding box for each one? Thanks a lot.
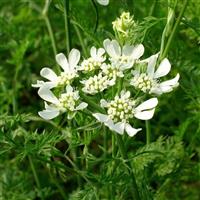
[145,120,151,145]
[91,0,99,32]
[115,134,140,200]
[42,0,57,57]
[103,125,108,159]
[28,156,44,200]
[64,0,70,54]
[149,0,158,16]
[73,23,88,57]
[112,134,116,158]
[44,16,57,57]
[160,0,188,60]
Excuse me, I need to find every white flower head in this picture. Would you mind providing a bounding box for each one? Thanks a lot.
[81,73,115,95]
[80,47,105,72]
[96,0,109,6]
[32,49,80,89]
[38,85,87,120]
[101,63,124,80]
[93,90,158,137]
[103,39,144,70]
[131,53,180,95]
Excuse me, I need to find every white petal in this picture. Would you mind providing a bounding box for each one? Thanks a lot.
[96,0,109,6]
[38,108,59,120]
[90,46,97,58]
[40,67,58,82]
[111,40,121,56]
[131,44,144,59]
[100,99,108,107]
[112,122,125,135]
[56,53,69,72]
[68,49,80,69]
[154,58,171,79]
[159,85,173,93]
[75,102,88,110]
[66,85,73,93]
[103,39,112,56]
[135,98,158,111]
[160,73,180,87]
[109,79,116,86]
[147,54,158,78]
[124,91,131,98]
[150,87,162,95]
[93,113,109,123]
[140,52,159,64]
[134,108,156,120]
[38,87,59,104]
[122,45,135,56]
[103,39,121,58]
[125,123,142,137]
[97,48,105,57]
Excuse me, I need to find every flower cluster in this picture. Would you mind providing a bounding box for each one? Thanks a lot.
[93,92,158,136]
[32,49,88,120]
[33,12,180,137]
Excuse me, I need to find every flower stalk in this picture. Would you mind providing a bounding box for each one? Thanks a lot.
[160,0,188,60]
[42,0,57,57]
[145,120,151,145]
[28,156,44,200]
[64,0,70,54]
[115,134,140,200]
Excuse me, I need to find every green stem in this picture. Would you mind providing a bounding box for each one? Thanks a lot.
[145,120,151,145]
[91,0,99,32]
[28,156,44,200]
[112,134,117,158]
[115,134,140,200]
[149,0,158,16]
[73,23,88,57]
[160,0,188,60]
[103,125,108,158]
[42,0,57,58]
[44,16,57,57]
[64,0,70,54]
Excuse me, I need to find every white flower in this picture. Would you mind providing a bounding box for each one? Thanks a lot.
[96,0,109,6]
[32,49,80,89]
[93,90,158,137]
[81,73,115,94]
[103,39,144,70]
[80,47,105,72]
[131,53,180,95]
[38,85,88,120]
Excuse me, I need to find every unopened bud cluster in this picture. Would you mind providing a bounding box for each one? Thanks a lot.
[101,63,123,79]
[57,71,78,86]
[82,73,114,94]
[58,91,79,111]
[81,57,101,72]
[107,94,135,123]
[112,12,136,42]
[131,73,156,93]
